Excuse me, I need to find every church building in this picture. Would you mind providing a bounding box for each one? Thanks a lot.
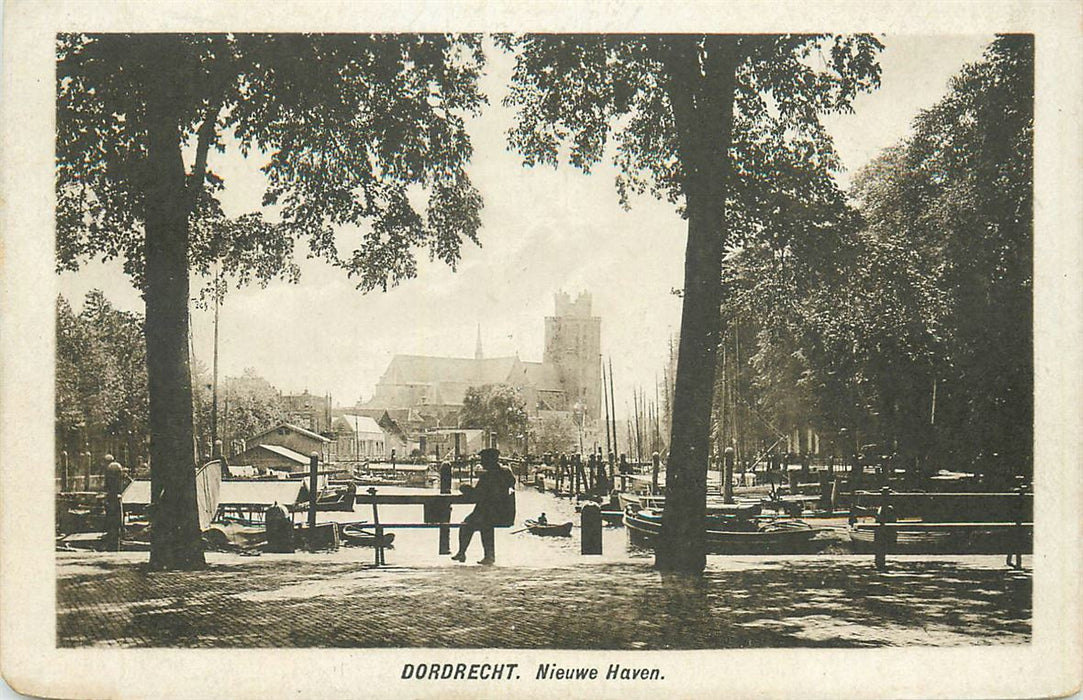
[363,291,602,425]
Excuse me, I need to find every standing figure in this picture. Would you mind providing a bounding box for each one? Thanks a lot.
[102,454,130,551]
[451,448,516,565]
[651,452,661,493]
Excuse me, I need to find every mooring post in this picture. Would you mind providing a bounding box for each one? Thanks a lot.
[308,452,319,529]
[581,502,602,555]
[438,462,453,555]
[368,487,385,566]
[1010,476,1025,569]
[874,485,891,571]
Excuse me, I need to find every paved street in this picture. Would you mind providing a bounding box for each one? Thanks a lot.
[57,550,1030,648]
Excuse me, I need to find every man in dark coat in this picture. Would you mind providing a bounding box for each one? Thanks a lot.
[451,448,516,565]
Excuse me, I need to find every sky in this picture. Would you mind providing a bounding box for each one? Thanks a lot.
[58,34,993,416]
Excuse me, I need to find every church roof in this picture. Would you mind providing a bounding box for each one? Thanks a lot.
[382,355,520,387]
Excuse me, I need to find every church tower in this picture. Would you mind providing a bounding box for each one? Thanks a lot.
[475,323,483,360]
[543,291,602,419]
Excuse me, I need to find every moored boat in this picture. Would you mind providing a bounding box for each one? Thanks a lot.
[339,523,396,548]
[623,508,829,554]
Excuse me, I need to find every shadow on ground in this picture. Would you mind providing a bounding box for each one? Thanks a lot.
[57,553,1030,648]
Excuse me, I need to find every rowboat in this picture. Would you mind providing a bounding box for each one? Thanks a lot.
[623,508,829,554]
[524,520,573,537]
[847,522,1031,554]
[600,508,625,525]
[617,492,665,511]
[340,523,396,548]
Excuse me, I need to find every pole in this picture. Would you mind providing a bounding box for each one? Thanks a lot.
[308,452,319,529]
[608,358,617,458]
[602,361,612,458]
[210,262,220,458]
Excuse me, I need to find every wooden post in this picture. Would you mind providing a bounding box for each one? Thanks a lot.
[368,487,385,566]
[1010,477,1025,570]
[308,452,319,529]
[439,462,453,555]
[581,502,602,555]
[60,451,69,492]
[874,485,891,571]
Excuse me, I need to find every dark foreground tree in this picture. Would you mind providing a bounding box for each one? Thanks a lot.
[500,34,881,571]
[57,34,486,568]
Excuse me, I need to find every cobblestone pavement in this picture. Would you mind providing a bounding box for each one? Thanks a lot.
[57,551,1031,648]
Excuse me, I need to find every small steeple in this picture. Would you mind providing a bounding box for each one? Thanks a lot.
[475,323,483,360]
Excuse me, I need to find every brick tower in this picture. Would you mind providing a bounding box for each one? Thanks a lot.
[543,291,602,419]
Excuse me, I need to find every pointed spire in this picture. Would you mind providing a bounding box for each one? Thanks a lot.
[475,323,483,360]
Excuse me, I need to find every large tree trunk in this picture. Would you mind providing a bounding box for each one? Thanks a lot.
[138,40,206,570]
[655,36,741,573]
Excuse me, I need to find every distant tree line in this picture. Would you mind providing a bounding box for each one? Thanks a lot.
[714,36,1032,484]
[57,291,289,471]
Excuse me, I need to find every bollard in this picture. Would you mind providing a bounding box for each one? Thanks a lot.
[308,452,319,529]
[874,485,894,571]
[368,487,385,566]
[581,502,602,555]
[265,502,294,553]
[439,462,453,555]
[1009,477,1025,569]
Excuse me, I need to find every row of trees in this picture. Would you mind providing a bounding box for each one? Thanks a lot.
[56,292,148,469]
[57,291,289,470]
[712,36,1032,485]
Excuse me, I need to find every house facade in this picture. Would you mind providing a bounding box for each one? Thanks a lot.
[247,422,335,465]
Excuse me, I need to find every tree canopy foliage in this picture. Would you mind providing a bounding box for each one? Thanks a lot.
[56,291,148,469]
[57,33,487,293]
[717,36,1033,482]
[56,33,489,569]
[459,384,529,448]
[498,33,882,571]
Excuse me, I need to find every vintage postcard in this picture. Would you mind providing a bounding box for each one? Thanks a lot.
[2,1,1081,699]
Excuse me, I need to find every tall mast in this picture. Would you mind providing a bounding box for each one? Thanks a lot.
[210,262,220,458]
[608,357,617,457]
[602,359,612,457]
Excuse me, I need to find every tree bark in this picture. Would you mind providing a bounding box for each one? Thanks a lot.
[137,39,207,570]
[655,36,741,573]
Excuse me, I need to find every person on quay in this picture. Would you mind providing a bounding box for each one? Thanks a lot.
[102,454,131,551]
[451,448,516,565]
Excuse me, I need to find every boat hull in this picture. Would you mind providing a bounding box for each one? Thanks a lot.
[340,524,396,548]
[623,509,829,555]
[524,520,573,537]
[848,525,1032,555]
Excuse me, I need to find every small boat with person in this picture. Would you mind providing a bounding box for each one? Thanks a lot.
[523,518,573,537]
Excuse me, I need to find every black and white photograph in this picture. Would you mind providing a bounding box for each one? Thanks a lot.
[1,2,1081,699]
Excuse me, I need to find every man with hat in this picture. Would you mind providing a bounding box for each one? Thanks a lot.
[451,447,516,565]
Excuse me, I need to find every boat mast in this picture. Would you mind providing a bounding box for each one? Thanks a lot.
[210,261,221,458]
[602,359,612,457]
[608,357,617,457]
